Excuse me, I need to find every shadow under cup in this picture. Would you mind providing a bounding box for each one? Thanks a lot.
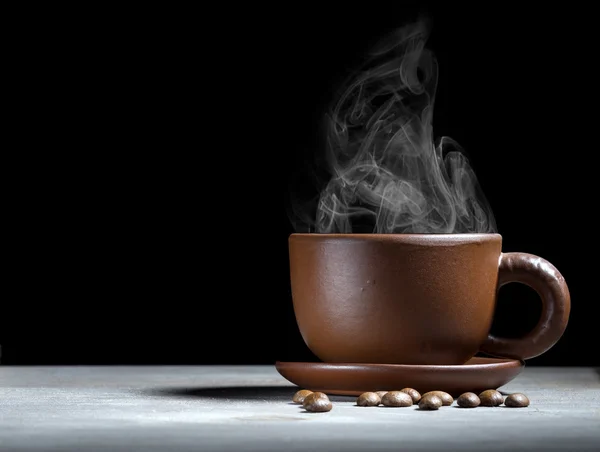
[288,233,571,366]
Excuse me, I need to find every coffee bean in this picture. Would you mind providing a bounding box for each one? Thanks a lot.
[303,392,332,412]
[457,392,480,408]
[292,389,313,404]
[418,394,442,410]
[400,388,421,404]
[421,391,453,406]
[301,391,328,406]
[375,391,388,399]
[381,391,413,407]
[505,393,530,408]
[356,392,381,407]
[479,389,504,407]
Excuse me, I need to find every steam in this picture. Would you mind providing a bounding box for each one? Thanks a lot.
[301,19,496,234]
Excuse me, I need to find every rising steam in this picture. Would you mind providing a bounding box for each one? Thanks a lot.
[298,19,496,234]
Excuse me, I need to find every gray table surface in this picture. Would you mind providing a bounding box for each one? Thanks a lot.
[0,365,598,451]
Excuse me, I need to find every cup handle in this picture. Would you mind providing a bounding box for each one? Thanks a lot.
[479,252,571,360]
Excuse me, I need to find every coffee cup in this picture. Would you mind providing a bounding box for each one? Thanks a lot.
[288,233,570,365]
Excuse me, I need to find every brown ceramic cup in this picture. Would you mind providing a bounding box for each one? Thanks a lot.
[289,233,570,365]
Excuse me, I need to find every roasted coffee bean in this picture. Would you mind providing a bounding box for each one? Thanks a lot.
[303,392,332,412]
[292,389,313,404]
[505,393,530,408]
[400,388,421,404]
[479,389,504,407]
[381,391,413,407]
[418,394,442,410]
[356,392,381,407]
[457,392,480,408]
[301,391,328,407]
[421,391,453,406]
[376,391,388,399]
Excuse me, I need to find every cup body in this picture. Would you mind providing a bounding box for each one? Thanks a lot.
[289,233,503,365]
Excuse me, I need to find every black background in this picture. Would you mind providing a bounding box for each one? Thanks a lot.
[4,2,597,365]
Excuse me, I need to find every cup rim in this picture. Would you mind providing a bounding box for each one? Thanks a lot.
[289,232,502,243]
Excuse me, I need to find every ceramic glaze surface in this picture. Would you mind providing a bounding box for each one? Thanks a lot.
[289,234,570,365]
[276,358,524,397]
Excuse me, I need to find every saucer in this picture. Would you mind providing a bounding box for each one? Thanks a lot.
[275,357,524,397]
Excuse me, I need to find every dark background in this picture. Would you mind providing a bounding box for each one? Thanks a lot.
[4,2,597,365]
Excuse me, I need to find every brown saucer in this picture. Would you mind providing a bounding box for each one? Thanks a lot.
[275,357,524,397]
